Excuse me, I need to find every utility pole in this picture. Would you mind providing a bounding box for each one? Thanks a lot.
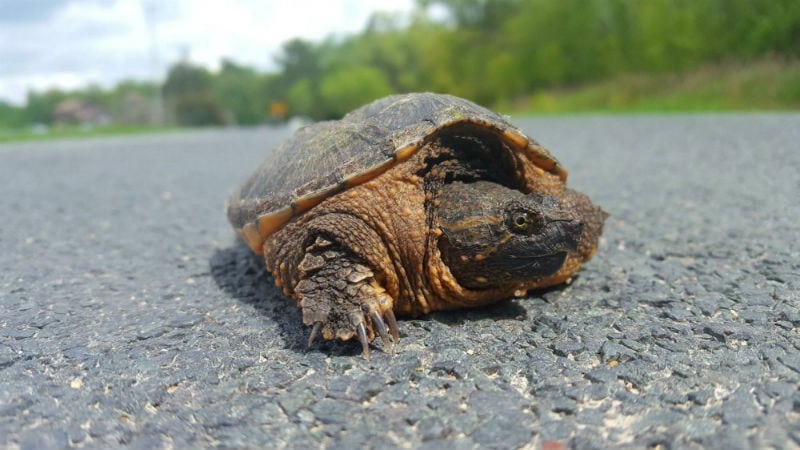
[144,0,164,125]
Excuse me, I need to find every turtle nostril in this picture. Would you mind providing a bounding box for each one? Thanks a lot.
[568,219,583,235]
[559,219,583,252]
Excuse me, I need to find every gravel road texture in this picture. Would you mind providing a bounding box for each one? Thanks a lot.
[1,114,799,449]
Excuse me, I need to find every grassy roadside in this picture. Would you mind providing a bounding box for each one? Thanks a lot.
[514,58,800,114]
[0,125,179,144]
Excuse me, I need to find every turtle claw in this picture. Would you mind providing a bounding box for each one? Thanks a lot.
[385,309,400,344]
[369,310,394,355]
[307,322,322,349]
[356,322,371,361]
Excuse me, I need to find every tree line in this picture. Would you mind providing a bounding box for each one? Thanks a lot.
[2,0,798,128]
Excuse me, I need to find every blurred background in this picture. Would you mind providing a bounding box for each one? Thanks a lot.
[1,0,798,141]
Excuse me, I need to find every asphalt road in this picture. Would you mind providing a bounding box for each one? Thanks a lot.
[2,114,799,449]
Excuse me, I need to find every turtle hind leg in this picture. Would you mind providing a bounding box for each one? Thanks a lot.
[293,236,398,359]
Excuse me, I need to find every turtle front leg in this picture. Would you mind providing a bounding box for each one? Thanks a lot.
[293,236,399,359]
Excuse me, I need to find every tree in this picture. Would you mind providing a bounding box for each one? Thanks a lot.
[162,61,224,126]
[25,89,69,125]
[174,93,225,126]
[320,66,393,117]
[274,39,324,117]
[0,101,27,128]
[162,62,213,99]
[285,79,315,118]
[213,59,268,124]
[417,0,524,31]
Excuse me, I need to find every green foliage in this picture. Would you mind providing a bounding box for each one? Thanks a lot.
[26,89,69,125]
[524,58,800,113]
[162,61,225,126]
[173,92,225,126]
[286,79,316,117]
[162,62,213,99]
[0,101,27,128]
[275,39,324,117]
[418,0,524,31]
[320,66,393,117]
[213,60,269,124]
[106,80,160,125]
[278,39,322,85]
[6,0,800,131]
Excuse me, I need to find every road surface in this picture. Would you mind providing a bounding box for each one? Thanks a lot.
[2,114,799,448]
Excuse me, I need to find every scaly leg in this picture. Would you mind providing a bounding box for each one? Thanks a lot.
[294,236,399,359]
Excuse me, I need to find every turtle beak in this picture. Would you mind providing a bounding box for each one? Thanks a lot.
[551,218,582,253]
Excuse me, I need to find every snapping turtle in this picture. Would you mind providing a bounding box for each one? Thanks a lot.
[227,93,606,358]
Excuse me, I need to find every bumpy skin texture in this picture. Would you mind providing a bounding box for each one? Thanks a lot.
[227,93,607,356]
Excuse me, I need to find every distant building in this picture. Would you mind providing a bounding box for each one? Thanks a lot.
[53,100,110,126]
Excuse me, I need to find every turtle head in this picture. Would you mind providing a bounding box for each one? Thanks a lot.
[436,181,582,290]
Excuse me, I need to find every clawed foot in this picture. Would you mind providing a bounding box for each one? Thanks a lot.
[294,237,400,360]
[306,300,400,360]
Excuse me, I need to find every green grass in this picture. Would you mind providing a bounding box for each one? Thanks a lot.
[516,58,800,114]
[0,124,179,144]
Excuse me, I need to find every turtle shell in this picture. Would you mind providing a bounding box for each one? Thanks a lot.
[226,92,566,254]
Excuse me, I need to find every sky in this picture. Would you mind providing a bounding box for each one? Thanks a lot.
[0,0,415,105]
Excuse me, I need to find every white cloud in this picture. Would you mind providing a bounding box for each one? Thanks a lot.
[0,0,413,105]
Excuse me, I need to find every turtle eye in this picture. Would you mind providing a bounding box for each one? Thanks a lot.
[510,211,530,232]
[508,208,544,234]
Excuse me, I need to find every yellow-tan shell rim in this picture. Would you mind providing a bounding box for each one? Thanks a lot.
[235,124,567,254]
